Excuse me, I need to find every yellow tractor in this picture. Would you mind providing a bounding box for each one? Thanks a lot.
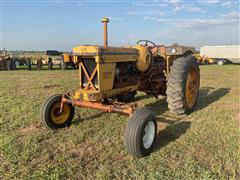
[62,53,78,69]
[0,50,15,71]
[194,54,214,65]
[41,18,200,158]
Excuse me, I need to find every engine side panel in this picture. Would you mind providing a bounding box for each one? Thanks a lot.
[72,46,139,102]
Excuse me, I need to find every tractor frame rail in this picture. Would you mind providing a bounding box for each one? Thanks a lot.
[61,96,135,116]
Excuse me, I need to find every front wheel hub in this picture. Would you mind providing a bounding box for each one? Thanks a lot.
[40,94,75,130]
[143,121,155,149]
[186,66,200,108]
[50,102,71,124]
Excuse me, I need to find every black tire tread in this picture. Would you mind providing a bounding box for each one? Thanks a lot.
[125,108,156,158]
[40,94,75,130]
[166,55,200,115]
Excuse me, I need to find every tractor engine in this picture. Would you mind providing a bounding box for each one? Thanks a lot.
[137,57,166,97]
[134,44,167,96]
[113,62,136,89]
[71,44,167,102]
[113,57,166,97]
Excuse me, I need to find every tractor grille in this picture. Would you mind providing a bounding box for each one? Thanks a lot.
[80,57,98,89]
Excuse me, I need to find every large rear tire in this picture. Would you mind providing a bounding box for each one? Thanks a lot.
[166,55,200,115]
[40,94,75,130]
[125,108,157,158]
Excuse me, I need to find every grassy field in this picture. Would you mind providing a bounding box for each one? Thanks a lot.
[0,65,239,179]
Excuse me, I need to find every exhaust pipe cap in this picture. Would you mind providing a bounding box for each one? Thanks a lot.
[102,17,109,22]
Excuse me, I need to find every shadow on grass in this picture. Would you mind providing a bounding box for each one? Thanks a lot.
[153,121,191,151]
[71,87,229,151]
[72,112,105,125]
[145,86,230,116]
[151,87,230,152]
[196,87,230,111]
[146,99,168,116]
[134,94,149,102]
[146,99,190,152]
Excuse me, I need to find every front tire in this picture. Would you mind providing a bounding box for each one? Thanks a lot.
[166,55,200,115]
[41,94,75,130]
[125,108,157,158]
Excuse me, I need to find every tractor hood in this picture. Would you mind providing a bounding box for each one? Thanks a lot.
[73,45,138,57]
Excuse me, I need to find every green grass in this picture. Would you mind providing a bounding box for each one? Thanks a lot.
[0,65,239,179]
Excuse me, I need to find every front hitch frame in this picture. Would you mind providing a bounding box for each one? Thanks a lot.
[60,95,136,116]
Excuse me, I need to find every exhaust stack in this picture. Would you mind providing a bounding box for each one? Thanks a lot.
[101,17,109,47]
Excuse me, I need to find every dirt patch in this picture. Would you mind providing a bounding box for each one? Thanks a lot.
[17,122,42,135]
[43,84,61,88]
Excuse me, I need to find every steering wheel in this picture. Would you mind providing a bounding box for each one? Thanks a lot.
[137,40,156,48]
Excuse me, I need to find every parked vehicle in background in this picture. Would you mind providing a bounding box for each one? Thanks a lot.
[200,45,240,65]
[62,53,78,69]
[11,51,45,70]
[45,50,63,70]
[0,50,15,71]
[194,53,214,65]
[9,50,64,70]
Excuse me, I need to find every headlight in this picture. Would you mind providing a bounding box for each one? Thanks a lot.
[171,48,177,54]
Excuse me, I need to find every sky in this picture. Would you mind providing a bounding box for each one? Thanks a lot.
[1,0,240,51]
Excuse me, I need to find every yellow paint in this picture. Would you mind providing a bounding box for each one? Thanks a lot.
[98,62,116,90]
[185,67,199,108]
[72,85,138,101]
[73,46,100,55]
[101,55,137,62]
[73,56,78,64]
[50,102,70,124]
[102,17,109,22]
[134,44,152,72]
[72,45,139,102]
[63,54,71,63]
